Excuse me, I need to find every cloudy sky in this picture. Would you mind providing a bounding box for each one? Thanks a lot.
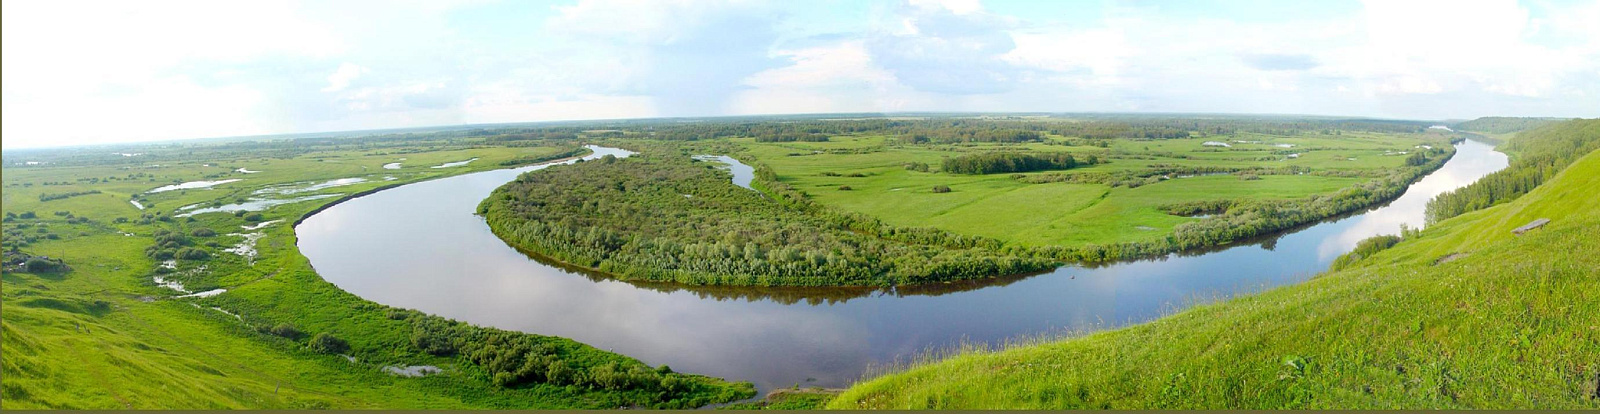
[4,0,1598,149]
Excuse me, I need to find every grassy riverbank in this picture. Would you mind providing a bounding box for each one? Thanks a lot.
[828,129,1600,409]
[2,136,752,409]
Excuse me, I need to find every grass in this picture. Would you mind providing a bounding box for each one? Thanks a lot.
[2,141,751,409]
[827,148,1600,409]
[742,131,1439,246]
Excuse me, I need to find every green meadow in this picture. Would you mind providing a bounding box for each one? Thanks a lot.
[740,131,1440,246]
[827,132,1600,409]
[2,137,753,409]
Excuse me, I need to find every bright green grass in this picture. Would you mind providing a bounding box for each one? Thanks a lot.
[2,143,749,409]
[827,149,1600,409]
[741,133,1401,246]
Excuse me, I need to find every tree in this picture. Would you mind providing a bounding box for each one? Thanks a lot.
[308,332,349,354]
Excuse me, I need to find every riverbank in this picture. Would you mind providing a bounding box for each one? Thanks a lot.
[302,137,1504,392]
[829,136,1600,409]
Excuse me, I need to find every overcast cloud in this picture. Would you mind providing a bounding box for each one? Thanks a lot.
[3,0,1598,149]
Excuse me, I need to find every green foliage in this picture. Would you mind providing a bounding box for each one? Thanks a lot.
[941,152,1086,175]
[831,147,1600,409]
[481,153,1053,286]
[1452,116,1563,134]
[931,185,952,193]
[1426,119,1600,224]
[175,247,209,260]
[268,323,301,339]
[497,145,591,166]
[409,317,458,356]
[189,228,216,237]
[1329,234,1401,270]
[38,190,102,202]
[306,332,349,354]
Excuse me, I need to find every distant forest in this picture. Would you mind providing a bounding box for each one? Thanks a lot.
[1452,116,1565,135]
[1427,119,1600,223]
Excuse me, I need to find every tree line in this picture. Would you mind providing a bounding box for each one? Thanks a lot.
[1426,119,1600,224]
[940,152,1094,174]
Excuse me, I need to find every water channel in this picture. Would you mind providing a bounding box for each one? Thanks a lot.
[298,139,1507,391]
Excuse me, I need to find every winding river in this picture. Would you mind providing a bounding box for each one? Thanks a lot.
[298,140,1507,391]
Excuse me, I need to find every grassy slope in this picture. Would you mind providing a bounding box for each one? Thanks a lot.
[2,144,752,409]
[829,149,1600,409]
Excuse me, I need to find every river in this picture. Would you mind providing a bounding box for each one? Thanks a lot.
[297,139,1507,391]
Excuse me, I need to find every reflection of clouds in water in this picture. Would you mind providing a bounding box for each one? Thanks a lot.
[1317,140,1508,259]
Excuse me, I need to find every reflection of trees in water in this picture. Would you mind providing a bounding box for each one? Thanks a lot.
[512,242,1052,304]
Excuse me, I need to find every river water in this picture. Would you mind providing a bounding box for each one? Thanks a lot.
[297,139,1506,391]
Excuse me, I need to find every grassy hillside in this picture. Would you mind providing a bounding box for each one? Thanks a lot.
[829,147,1600,409]
[1,139,753,409]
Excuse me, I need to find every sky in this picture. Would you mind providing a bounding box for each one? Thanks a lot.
[3,0,1598,149]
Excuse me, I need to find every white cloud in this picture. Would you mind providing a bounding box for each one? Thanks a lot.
[322,63,370,92]
[3,0,1597,149]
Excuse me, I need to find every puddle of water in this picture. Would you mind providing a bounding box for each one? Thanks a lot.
[383,163,402,170]
[383,365,441,377]
[175,194,341,217]
[224,232,265,264]
[179,289,226,298]
[242,219,284,230]
[236,168,261,174]
[430,158,479,169]
[211,307,243,320]
[153,275,188,293]
[692,155,757,190]
[130,200,145,210]
[255,178,367,195]
[147,179,243,193]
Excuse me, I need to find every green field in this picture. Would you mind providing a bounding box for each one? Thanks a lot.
[741,131,1443,247]
[0,115,1554,409]
[2,137,753,409]
[827,143,1600,409]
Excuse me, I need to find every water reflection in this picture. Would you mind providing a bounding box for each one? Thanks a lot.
[692,155,757,190]
[299,140,1506,391]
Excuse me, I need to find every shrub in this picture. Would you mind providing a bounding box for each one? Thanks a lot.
[176,247,210,260]
[838,186,852,191]
[411,318,458,356]
[1238,173,1261,181]
[243,213,264,222]
[385,308,412,320]
[190,228,216,237]
[931,185,952,193]
[23,257,66,273]
[307,332,349,354]
[269,323,302,339]
[1330,235,1403,270]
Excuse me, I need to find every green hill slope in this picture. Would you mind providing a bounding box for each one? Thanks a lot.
[829,147,1600,409]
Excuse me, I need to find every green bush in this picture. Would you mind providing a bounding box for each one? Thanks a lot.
[307,332,349,354]
[269,323,301,339]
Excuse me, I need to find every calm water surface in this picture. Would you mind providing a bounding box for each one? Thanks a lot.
[298,140,1506,391]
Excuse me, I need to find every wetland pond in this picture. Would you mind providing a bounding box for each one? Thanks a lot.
[298,140,1506,391]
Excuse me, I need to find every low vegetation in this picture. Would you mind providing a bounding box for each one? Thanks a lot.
[828,123,1600,409]
[480,153,1052,286]
[1,131,754,409]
